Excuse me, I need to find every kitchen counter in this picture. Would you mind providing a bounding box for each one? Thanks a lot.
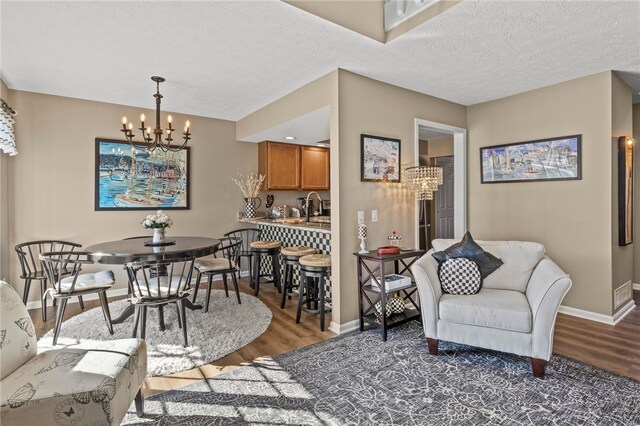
[239,215,332,300]
[239,217,331,234]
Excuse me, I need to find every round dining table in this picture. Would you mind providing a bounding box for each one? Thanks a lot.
[85,236,221,325]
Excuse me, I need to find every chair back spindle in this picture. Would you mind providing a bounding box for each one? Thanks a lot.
[16,240,82,279]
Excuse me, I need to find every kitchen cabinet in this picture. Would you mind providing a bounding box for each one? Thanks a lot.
[258,141,330,190]
[300,146,330,190]
[259,142,301,190]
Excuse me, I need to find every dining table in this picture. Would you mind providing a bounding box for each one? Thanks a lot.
[85,236,221,326]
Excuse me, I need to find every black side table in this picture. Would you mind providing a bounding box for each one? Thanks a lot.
[354,249,425,341]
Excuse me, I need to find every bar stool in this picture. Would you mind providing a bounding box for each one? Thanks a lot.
[296,253,331,331]
[250,240,282,296]
[280,246,317,309]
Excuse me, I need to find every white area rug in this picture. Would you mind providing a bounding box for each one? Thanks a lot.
[38,290,272,376]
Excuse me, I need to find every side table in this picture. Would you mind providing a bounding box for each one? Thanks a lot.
[354,249,425,341]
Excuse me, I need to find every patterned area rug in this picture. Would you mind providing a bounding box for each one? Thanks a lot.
[122,321,640,425]
[38,290,272,377]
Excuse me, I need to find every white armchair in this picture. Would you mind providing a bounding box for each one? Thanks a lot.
[411,239,572,377]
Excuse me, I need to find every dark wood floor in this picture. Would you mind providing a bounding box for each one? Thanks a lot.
[553,290,640,380]
[29,281,640,398]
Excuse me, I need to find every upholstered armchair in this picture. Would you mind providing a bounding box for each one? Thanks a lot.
[0,281,147,425]
[411,239,572,377]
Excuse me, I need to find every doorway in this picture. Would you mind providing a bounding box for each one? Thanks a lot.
[434,156,454,239]
[413,119,467,250]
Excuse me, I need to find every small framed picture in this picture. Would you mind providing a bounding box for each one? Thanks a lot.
[361,134,401,182]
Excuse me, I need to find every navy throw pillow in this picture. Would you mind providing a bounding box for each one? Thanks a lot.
[431,232,503,279]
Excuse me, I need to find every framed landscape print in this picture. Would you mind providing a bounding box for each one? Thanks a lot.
[480,135,581,184]
[95,138,190,210]
[361,134,401,182]
[618,136,633,246]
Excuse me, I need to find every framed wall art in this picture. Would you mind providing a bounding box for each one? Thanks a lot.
[480,135,581,184]
[95,138,190,210]
[618,136,634,246]
[361,134,401,182]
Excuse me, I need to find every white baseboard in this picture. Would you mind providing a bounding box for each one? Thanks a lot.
[26,287,130,311]
[633,283,640,291]
[329,319,359,335]
[25,271,252,311]
[558,300,636,326]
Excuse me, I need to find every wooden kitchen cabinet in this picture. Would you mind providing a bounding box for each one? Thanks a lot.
[258,141,330,190]
[300,146,330,190]
[259,142,301,190]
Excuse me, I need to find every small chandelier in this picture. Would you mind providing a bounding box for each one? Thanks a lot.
[120,76,191,152]
[404,165,443,200]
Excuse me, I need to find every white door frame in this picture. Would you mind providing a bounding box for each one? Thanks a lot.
[413,118,467,246]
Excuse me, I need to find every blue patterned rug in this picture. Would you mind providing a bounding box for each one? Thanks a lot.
[123,321,640,425]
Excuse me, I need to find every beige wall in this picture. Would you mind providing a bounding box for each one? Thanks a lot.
[0,80,13,280]
[284,0,461,44]
[336,70,466,324]
[6,89,257,303]
[468,71,615,315]
[236,71,335,141]
[610,73,634,310]
[285,0,385,43]
[634,104,640,285]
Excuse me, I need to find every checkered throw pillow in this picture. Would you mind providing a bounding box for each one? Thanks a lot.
[438,257,482,295]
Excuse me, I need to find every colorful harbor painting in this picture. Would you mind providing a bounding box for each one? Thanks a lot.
[94,139,190,210]
[361,134,401,182]
[480,135,581,184]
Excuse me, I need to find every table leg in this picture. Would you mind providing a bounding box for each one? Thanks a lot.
[357,258,364,332]
[111,304,136,325]
[183,298,203,311]
[380,260,387,342]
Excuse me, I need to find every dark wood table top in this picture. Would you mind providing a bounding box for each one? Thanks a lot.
[86,236,221,264]
[353,249,425,261]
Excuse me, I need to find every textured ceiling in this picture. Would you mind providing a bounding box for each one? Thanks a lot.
[2,1,639,121]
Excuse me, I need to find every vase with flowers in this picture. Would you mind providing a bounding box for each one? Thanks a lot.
[232,173,265,218]
[142,210,173,243]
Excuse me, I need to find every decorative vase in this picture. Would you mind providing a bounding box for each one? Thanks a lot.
[245,197,261,218]
[374,295,405,319]
[153,228,166,244]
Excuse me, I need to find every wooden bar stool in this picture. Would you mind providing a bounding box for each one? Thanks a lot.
[280,246,317,309]
[296,253,331,331]
[250,240,282,296]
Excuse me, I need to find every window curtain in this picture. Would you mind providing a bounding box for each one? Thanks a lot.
[1,98,17,156]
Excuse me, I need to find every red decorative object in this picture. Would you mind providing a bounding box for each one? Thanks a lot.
[376,246,401,255]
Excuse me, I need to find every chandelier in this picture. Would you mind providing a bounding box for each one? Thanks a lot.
[120,76,191,152]
[404,166,443,200]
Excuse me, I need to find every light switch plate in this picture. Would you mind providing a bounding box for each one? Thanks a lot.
[358,211,365,224]
[372,210,378,222]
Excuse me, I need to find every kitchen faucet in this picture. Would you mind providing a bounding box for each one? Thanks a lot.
[305,191,323,222]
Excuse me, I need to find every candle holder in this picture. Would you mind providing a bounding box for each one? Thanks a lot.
[358,223,368,254]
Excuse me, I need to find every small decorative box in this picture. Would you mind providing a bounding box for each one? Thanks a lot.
[377,246,401,255]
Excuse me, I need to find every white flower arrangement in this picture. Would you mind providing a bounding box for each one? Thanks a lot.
[232,173,265,198]
[142,210,173,229]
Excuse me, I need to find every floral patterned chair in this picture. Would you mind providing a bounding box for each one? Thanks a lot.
[0,281,147,425]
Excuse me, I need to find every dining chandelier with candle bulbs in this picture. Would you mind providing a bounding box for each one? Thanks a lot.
[120,76,191,152]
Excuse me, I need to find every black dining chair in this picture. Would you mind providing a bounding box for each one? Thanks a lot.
[192,237,243,311]
[224,228,262,282]
[125,257,195,347]
[39,251,116,345]
[15,240,84,321]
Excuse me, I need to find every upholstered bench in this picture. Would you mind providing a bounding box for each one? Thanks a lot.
[0,281,147,425]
